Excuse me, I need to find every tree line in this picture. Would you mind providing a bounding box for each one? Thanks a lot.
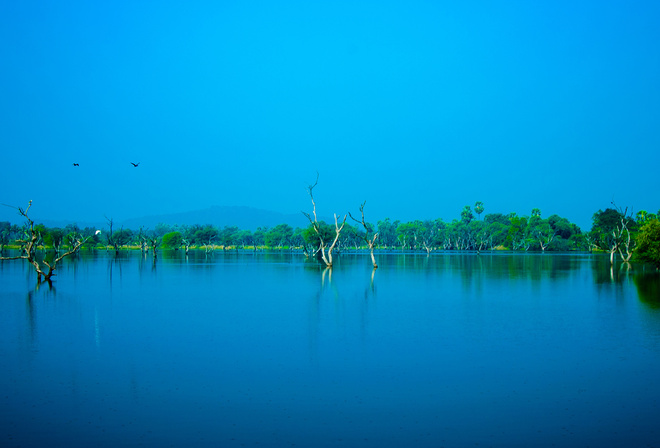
[2,202,659,269]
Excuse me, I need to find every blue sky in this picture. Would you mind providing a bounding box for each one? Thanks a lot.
[1,0,659,230]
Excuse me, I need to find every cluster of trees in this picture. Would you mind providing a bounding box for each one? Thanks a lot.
[373,207,583,254]
[0,221,101,253]
[589,207,660,268]
[3,202,660,276]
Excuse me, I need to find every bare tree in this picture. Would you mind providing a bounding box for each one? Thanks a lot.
[182,237,192,255]
[136,227,149,254]
[613,203,636,263]
[146,231,160,259]
[0,201,90,283]
[105,216,120,255]
[349,201,379,268]
[302,173,347,268]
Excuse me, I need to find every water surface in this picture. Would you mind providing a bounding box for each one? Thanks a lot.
[1,251,659,447]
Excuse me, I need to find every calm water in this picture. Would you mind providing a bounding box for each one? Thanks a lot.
[1,251,660,448]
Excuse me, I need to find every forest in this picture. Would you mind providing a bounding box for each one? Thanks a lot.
[2,202,659,271]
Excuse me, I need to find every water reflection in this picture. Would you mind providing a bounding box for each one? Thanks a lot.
[634,272,660,308]
[3,252,660,447]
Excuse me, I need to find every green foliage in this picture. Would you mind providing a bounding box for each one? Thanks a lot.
[590,208,637,255]
[506,216,530,251]
[487,221,508,248]
[484,213,511,226]
[547,215,575,239]
[219,226,240,247]
[376,218,400,247]
[252,227,267,246]
[112,229,133,247]
[460,205,474,224]
[234,230,253,247]
[49,228,65,248]
[474,201,485,219]
[635,219,660,269]
[265,224,293,247]
[162,231,183,249]
[192,225,218,245]
[302,221,334,247]
[591,208,623,235]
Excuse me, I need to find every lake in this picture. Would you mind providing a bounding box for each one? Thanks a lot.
[1,251,660,447]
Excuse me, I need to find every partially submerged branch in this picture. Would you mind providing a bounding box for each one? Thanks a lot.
[349,201,379,268]
[302,173,347,268]
[0,201,90,283]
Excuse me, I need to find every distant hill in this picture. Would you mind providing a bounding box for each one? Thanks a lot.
[121,205,314,231]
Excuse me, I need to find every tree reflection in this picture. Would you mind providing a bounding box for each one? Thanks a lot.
[633,272,660,308]
[305,260,378,362]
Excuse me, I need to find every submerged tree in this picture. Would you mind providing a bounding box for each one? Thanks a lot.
[349,201,379,268]
[591,206,636,265]
[0,201,91,283]
[302,173,347,268]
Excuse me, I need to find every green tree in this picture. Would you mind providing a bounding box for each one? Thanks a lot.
[162,231,183,249]
[113,229,133,248]
[474,201,485,220]
[376,218,400,248]
[635,219,660,269]
[486,221,507,249]
[234,230,253,248]
[0,221,12,251]
[484,213,511,226]
[460,206,474,224]
[396,221,420,250]
[529,217,556,252]
[253,227,267,248]
[591,208,636,264]
[53,228,65,250]
[193,225,218,246]
[469,220,489,252]
[265,224,293,248]
[219,226,240,248]
[507,216,530,251]
[302,221,334,248]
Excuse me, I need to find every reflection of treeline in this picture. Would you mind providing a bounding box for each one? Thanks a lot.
[389,252,579,281]
[0,205,658,264]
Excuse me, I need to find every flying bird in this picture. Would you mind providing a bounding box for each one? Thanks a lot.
[130,162,140,167]
[73,163,79,166]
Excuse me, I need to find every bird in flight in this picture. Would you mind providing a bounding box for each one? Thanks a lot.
[131,162,140,167]
[72,163,79,166]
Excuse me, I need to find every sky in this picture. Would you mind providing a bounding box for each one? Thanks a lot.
[1,0,659,230]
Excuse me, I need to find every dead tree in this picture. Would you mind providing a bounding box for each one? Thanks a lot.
[0,201,89,283]
[182,237,192,255]
[149,234,160,259]
[302,174,347,268]
[105,217,121,255]
[349,201,379,268]
[204,237,216,254]
[612,203,636,263]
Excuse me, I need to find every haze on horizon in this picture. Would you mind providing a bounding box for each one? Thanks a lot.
[1,0,659,231]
